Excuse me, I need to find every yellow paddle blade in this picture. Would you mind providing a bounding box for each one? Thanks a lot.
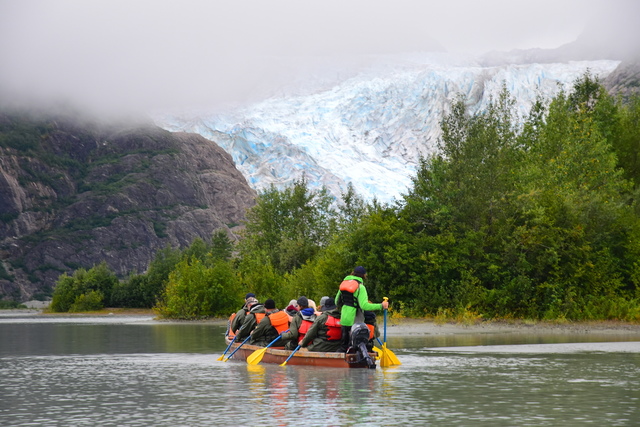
[379,355,392,367]
[383,343,402,366]
[379,349,393,367]
[216,354,225,361]
[246,347,268,365]
[373,346,383,359]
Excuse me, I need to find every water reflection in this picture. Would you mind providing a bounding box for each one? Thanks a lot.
[0,322,219,356]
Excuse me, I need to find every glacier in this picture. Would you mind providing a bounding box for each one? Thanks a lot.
[155,54,620,204]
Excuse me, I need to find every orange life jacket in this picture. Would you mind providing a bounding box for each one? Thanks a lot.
[254,312,266,324]
[338,280,360,308]
[366,323,375,340]
[297,319,314,343]
[226,312,237,339]
[267,310,290,334]
[339,279,359,293]
[325,315,342,341]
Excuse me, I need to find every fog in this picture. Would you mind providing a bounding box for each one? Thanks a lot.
[0,0,638,115]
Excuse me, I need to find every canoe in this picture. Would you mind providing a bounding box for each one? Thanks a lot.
[225,341,378,368]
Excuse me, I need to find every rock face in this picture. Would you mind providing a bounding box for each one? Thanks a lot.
[603,58,640,102]
[0,112,256,301]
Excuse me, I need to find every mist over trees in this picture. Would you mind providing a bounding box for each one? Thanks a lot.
[50,74,640,321]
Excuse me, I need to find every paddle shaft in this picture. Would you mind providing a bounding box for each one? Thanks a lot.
[383,297,388,344]
[224,335,251,361]
[246,330,289,365]
[218,334,238,360]
[266,332,285,348]
[280,345,301,366]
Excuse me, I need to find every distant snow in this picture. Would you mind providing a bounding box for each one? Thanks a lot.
[155,56,620,203]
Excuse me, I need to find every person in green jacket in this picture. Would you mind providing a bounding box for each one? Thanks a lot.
[335,266,388,352]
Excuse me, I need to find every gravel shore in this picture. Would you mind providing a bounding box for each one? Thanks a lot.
[386,317,640,337]
[4,309,639,337]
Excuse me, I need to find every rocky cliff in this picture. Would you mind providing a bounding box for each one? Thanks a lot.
[0,111,256,301]
[603,58,640,102]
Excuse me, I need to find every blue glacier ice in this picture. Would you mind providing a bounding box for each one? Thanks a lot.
[155,54,620,204]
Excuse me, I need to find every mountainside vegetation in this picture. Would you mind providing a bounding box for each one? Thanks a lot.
[0,111,256,302]
[45,73,640,321]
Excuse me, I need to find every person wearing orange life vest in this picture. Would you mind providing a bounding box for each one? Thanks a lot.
[250,299,290,346]
[299,298,343,352]
[235,299,266,341]
[281,296,317,350]
[229,294,258,338]
[335,266,388,352]
[363,310,380,351]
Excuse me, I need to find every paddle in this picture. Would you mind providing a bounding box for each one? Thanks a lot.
[279,344,301,366]
[376,337,401,366]
[379,297,401,366]
[217,334,238,361]
[223,335,251,362]
[246,330,289,365]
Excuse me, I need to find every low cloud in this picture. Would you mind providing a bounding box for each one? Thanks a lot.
[0,0,636,115]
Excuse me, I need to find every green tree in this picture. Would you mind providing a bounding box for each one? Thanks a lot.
[155,258,240,319]
[610,94,640,186]
[239,177,337,274]
[209,229,234,261]
[110,273,149,308]
[50,262,119,312]
[142,245,182,307]
[398,74,640,319]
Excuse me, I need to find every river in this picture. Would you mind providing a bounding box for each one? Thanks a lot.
[1,312,639,426]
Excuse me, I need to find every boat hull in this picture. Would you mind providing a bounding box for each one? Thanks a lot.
[226,342,377,368]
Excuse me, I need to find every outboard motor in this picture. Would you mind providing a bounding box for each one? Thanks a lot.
[350,323,376,369]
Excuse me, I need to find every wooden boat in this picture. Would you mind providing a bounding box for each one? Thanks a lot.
[225,340,378,368]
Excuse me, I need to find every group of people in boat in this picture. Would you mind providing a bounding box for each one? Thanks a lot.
[226,266,389,361]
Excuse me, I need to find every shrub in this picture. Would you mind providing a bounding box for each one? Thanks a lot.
[50,262,118,312]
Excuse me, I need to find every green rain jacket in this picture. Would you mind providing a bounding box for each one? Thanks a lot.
[335,275,383,327]
[236,304,266,340]
[300,308,343,352]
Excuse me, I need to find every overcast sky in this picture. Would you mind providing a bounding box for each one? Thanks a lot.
[0,0,637,115]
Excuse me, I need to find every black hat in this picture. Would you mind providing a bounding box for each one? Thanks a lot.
[264,299,276,309]
[321,297,337,311]
[353,266,366,277]
[297,296,309,308]
[245,293,256,299]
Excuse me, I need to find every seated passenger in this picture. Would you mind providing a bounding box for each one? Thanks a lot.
[235,299,265,341]
[299,297,342,352]
[317,296,330,314]
[364,310,380,351]
[249,299,290,347]
[282,296,316,350]
[284,299,299,319]
[230,295,257,337]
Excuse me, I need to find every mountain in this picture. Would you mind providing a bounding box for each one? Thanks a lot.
[155,55,620,204]
[0,111,256,301]
[603,57,640,102]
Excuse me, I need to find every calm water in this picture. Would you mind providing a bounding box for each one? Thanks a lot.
[1,313,639,426]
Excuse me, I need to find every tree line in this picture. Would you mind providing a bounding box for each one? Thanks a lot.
[51,74,640,321]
